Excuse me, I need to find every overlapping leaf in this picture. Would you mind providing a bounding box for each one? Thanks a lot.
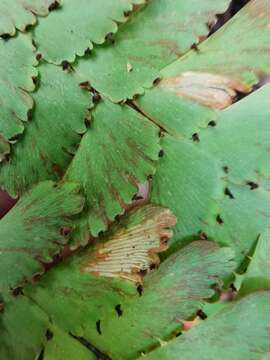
[159,0,270,110]
[33,0,145,64]
[0,235,234,359]
[0,34,37,146]
[0,0,270,359]
[143,292,270,360]
[198,84,270,184]
[65,99,161,238]
[150,84,270,264]
[238,229,270,296]
[0,63,91,197]
[0,181,84,291]
[0,0,56,36]
[76,0,231,102]
[151,135,223,250]
[135,0,270,138]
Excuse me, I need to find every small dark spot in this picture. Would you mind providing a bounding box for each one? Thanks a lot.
[37,349,44,360]
[60,227,71,237]
[3,153,10,163]
[159,129,165,138]
[132,193,143,201]
[115,214,121,222]
[32,39,37,48]
[216,214,224,225]
[52,253,62,265]
[52,163,64,177]
[223,165,229,174]
[124,10,132,17]
[137,284,143,296]
[208,120,216,127]
[79,81,90,90]
[147,174,153,181]
[149,263,157,270]
[84,47,92,55]
[12,287,24,296]
[46,329,54,341]
[98,230,104,237]
[192,133,200,142]
[198,231,208,240]
[197,309,207,320]
[36,53,42,61]
[230,283,237,292]
[92,92,101,104]
[139,269,147,277]
[24,24,32,32]
[191,43,200,52]
[27,109,33,121]
[160,236,169,246]
[224,187,234,199]
[32,76,38,85]
[246,181,259,190]
[105,32,115,44]
[175,331,182,337]
[96,320,102,335]
[158,149,164,158]
[1,33,11,40]
[84,117,91,128]
[153,77,161,86]
[49,1,60,11]
[61,60,72,71]
[115,304,123,317]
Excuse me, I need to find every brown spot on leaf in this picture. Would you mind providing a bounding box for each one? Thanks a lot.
[247,181,259,190]
[82,206,176,283]
[160,72,251,109]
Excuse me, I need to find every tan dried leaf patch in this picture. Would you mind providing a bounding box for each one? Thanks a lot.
[160,71,251,109]
[83,205,176,283]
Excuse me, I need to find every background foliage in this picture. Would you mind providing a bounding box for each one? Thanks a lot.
[1,0,270,359]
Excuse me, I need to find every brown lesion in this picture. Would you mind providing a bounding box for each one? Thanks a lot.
[159,71,251,109]
[82,205,176,283]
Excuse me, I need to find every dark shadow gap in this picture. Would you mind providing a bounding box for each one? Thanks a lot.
[69,333,111,360]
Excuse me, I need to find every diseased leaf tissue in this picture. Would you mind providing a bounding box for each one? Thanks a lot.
[1,0,270,359]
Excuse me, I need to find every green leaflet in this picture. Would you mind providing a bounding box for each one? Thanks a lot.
[0,181,84,291]
[238,229,270,296]
[0,0,270,358]
[0,0,56,36]
[0,294,95,360]
[151,84,270,265]
[0,63,92,197]
[151,135,223,250]
[65,99,161,239]
[33,0,145,64]
[198,83,270,184]
[143,292,270,360]
[0,236,234,360]
[0,33,37,145]
[159,0,270,110]
[202,184,270,265]
[134,0,270,138]
[134,86,217,138]
[0,295,51,360]
[76,0,231,102]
